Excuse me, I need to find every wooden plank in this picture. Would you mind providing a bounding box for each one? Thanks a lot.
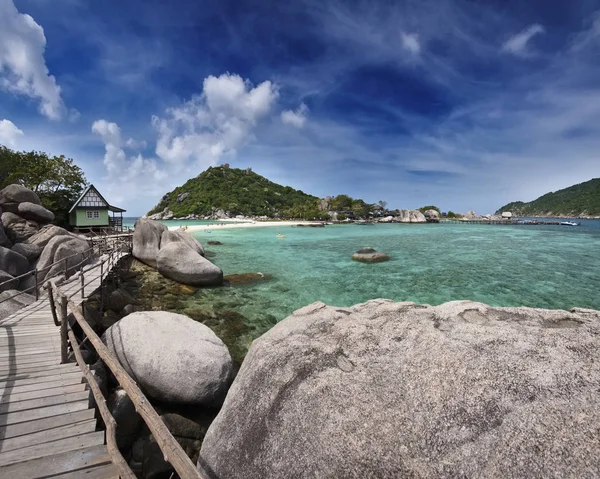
[0,399,89,425]
[0,365,81,382]
[0,361,74,375]
[0,382,86,403]
[0,431,105,467]
[0,390,89,414]
[0,347,61,359]
[0,357,59,368]
[0,444,111,477]
[0,409,96,439]
[0,374,83,395]
[0,420,97,452]
[52,463,119,479]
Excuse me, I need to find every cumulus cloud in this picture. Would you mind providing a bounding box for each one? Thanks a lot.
[0,0,64,119]
[152,73,279,167]
[502,24,544,57]
[401,33,421,55]
[281,103,309,128]
[92,119,166,196]
[0,119,24,147]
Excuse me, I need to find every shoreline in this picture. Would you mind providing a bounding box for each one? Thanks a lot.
[167,220,327,231]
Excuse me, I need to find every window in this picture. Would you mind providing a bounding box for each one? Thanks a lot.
[86,211,100,219]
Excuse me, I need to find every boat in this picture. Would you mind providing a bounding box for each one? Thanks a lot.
[560,221,579,226]
[276,234,286,238]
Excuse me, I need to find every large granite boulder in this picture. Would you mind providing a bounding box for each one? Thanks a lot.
[11,243,42,262]
[157,242,222,286]
[0,270,18,293]
[132,218,168,267]
[0,289,35,320]
[1,212,39,243]
[395,209,426,223]
[44,237,92,282]
[25,225,76,249]
[352,248,390,263]
[0,224,11,248]
[18,202,55,224]
[0,246,29,277]
[423,209,440,220]
[35,235,74,280]
[199,300,600,478]
[0,185,41,207]
[160,229,205,257]
[103,311,233,405]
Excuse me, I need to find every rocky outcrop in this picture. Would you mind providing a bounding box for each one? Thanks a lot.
[199,299,600,478]
[146,207,174,221]
[1,212,39,243]
[0,184,41,209]
[11,243,42,262]
[103,311,233,405]
[160,230,205,257]
[133,218,221,286]
[25,225,76,249]
[132,219,167,268]
[0,289,35,319]
[0,271,18,293]
[351,248,390,263]
[396,209,427,223]
[0,246,29,277]
[18,202,55,224]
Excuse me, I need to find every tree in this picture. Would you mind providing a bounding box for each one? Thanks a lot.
[378,200,387,210]
[0,147,87,227]
[418,205,441,214]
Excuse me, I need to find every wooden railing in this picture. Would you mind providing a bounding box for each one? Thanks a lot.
[47,235,204,479]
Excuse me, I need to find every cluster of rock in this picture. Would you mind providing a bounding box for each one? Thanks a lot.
[198,299,600,478]
[86,309,234,477]
[0,185,92,319]
[145,207,260,222]
[132,218,222,286]
[378,209,427,223]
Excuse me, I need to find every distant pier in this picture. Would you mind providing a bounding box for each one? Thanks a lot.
[442,219,573,226]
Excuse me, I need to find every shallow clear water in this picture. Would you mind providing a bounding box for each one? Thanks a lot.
[182,220,600,324]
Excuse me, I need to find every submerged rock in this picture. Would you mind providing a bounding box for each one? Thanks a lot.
[103,311,233,405]
[199,300,600,478]
[223,272,271,285]
[352,248,390,263]
[157,242,222,286]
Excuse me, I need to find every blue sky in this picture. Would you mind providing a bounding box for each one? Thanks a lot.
[1,0,599,215]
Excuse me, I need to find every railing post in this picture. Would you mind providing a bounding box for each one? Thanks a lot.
[81,265,85,299]
[59,294,69,364]
[48,283,60,326]
[34,270,38,300]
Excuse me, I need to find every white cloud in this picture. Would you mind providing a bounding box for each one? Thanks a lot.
[0,0,64,119]
[0,119,24,147]
[281,103,309,128]
[401,33,420,55]
[501,24,544,57]
[152,73,279,167]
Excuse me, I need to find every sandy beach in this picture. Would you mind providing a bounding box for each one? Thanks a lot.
[167,220,326,232]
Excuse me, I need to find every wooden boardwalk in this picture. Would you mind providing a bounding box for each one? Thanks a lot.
[0,255,126,478]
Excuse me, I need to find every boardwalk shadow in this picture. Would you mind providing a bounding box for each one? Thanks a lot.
[0,325,16,450]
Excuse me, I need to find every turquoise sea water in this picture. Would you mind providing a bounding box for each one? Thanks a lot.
[174,220,600,324]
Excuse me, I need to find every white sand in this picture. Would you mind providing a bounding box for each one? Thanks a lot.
[168,220,326,232]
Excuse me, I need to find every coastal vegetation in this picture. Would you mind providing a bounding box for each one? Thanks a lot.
[0,146,87,227]
[497,178,600,217]
[147,165,378,220]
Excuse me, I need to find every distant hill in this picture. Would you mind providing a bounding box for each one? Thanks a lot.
[496,178,600,218]
[147,166,318,217]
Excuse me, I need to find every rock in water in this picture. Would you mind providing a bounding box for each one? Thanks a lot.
[102,311,233,405]
[17,202,55,224]
[160,229,205,257]
[157,242,222,286]
[199,300,600,478]
[132,218,167,267]
[0,184,41,206]
[352,248,390,263]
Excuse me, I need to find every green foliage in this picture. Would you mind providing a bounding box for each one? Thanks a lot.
[330,194,353,211]
[446,211,460,218]
[496,178,600,217]
[337,212,347,221]
[418,205,441,214]
[148,166,319,217]
[0,146,87,227]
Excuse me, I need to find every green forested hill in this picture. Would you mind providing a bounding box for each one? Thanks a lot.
[147,166,319,217]
[496,178,600,217]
